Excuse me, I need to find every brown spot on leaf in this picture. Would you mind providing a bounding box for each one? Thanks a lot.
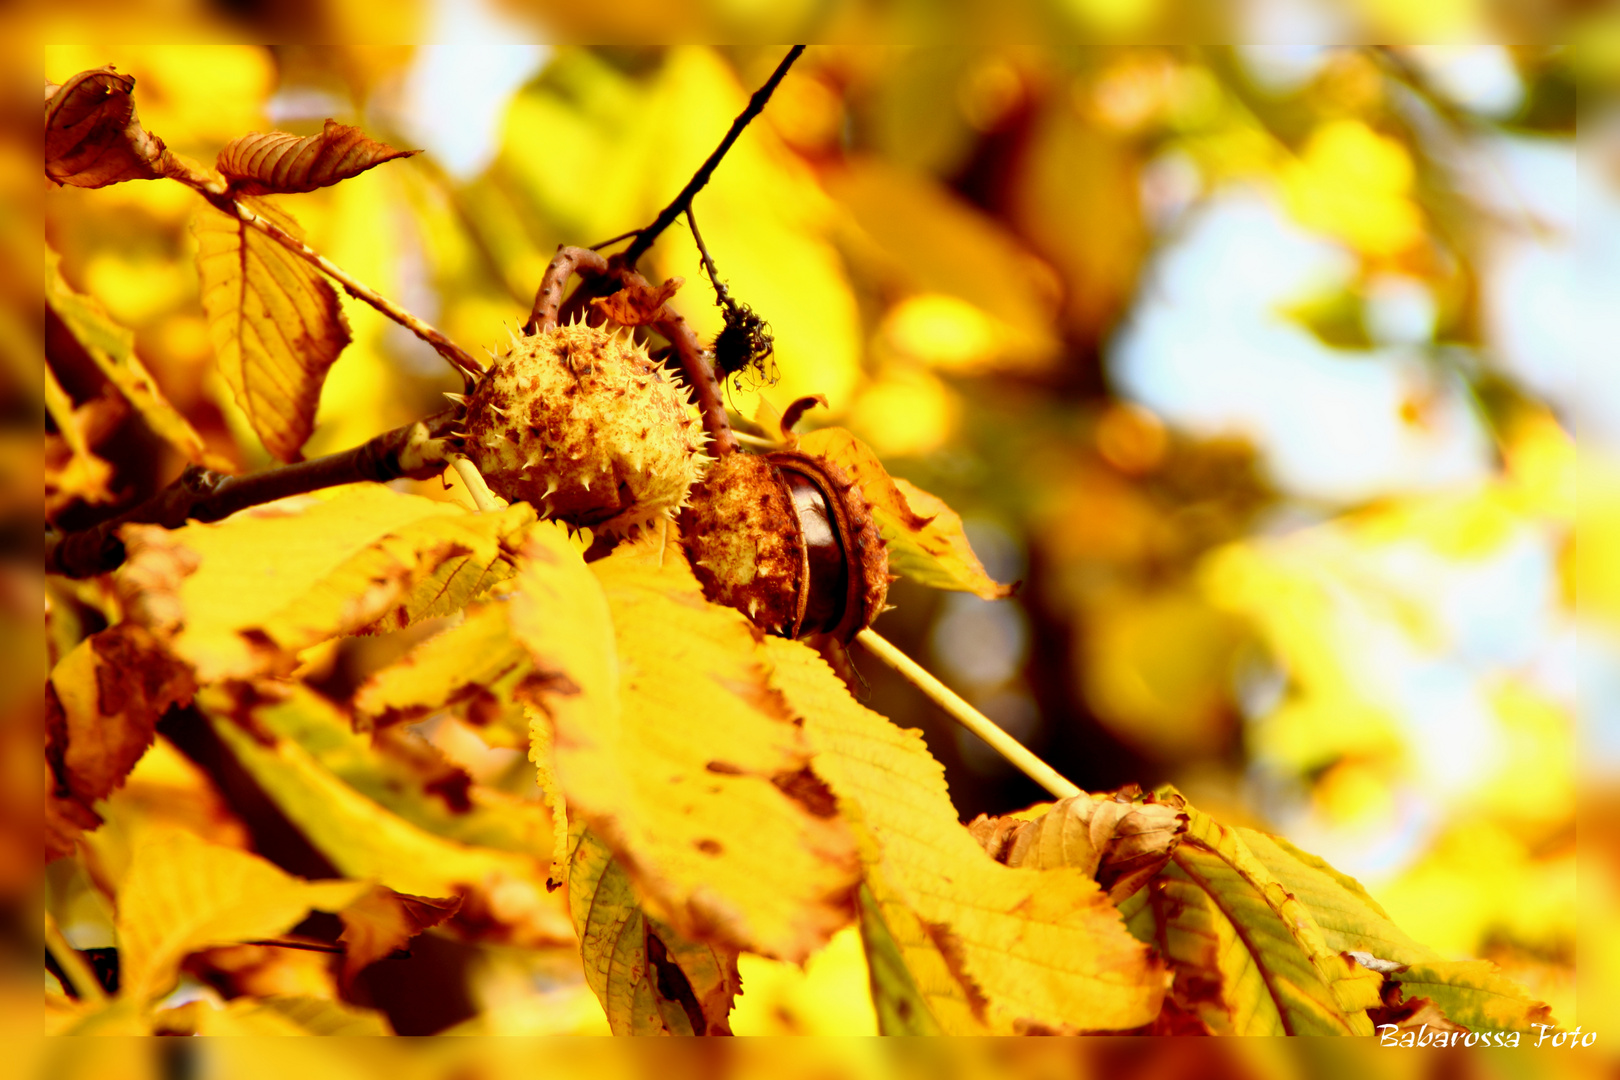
[704,760,747,776]
[695,839,723,855]
[771,767,840,819]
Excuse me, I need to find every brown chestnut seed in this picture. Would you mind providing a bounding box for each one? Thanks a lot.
[682,450,888,642]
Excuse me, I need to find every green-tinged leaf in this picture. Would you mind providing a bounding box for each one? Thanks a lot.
[1386,961,1555,1033]
[201,686,573,948]
[1117,800,1378,1035]
[797,427,1013,599]
[46,251,213,466]
[856,881,951,1035]
[767,636,1162,1033]
[567,824,739,1035]
[116,485,534,682]
[352,599,531,738]
[516,525,859,962]
[193,195,351,462]
[114,831,366,1001]
[218,120,418,195]
[970,788,1186,904]
[1241,830,1442,966]
[44,68,176,187]
[46,623,195,859]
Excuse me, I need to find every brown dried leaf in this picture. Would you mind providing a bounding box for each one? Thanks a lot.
[45,623,195,859]
[969,786,1187,904]
[193,196,351,462]
[336,884,461,987]
[217,119,419,195]
[44,68,176,188]
[589,277,684,327]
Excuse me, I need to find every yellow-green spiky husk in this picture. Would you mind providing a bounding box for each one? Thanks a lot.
[465,321,709,534]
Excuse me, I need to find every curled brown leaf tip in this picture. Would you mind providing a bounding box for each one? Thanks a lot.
[218,119,420,195]
[45,67,176,188]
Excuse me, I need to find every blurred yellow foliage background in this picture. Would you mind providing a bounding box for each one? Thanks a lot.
[15,0,1616,1051]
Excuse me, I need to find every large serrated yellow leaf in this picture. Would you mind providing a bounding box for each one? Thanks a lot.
[200,685,572,947]
[515,527,859,962]
[1117,801,1377,1035]
[116,485,533,682]
[193,195,350,461]
[568,824,739,1035]
[115,831,366,1002]
[766,636,1162,1032]
[797,428,1012,599]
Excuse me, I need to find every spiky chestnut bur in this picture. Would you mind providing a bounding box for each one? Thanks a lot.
[682,450,888,642]
[463,321,709,534]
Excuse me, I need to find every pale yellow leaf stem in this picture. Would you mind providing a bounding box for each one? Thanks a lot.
[856,629,1081,800]
[44,910,106,1005]
[448,454,501,513]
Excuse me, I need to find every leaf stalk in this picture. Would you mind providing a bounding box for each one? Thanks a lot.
[856,628,1082,800]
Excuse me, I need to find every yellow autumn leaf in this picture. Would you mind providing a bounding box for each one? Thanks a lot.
[46,250,213,467]
[567,824,739,1035]
[352,599,532,735]
[114,831,366,1002]
[514,526,859,961]
[797,427,1013,599]
[193,194,351,462]
[199,683,572,947]
[767,636,1163,1032]
[115,485,534,683]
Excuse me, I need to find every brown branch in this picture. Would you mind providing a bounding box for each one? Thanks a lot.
[618,46,805,267]
[523,246,610,334]
[46,408,462,579]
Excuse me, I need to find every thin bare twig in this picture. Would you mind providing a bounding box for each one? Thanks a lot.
[213,194,485,386]
[46,408,462,579]
[619,47,805,267]
[856,628,1082,800]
